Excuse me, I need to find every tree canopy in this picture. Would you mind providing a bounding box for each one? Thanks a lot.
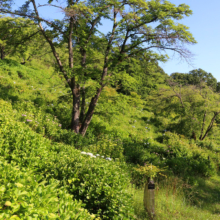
[0,16,51,63]
[0,0,196,136]
[171,69,218,91]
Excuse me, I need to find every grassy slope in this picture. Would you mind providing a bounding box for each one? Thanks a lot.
[133,175,220,220]
[1,59,220,219]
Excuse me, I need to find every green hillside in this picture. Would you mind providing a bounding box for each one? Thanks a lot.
[1,57,220,219]
[0,2,220,219]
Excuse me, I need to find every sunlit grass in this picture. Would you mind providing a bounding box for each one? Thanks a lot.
[133,175,220,220]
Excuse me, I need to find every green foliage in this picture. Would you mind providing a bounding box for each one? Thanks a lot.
[0,102,135,219]
[0,1,220,218]
[151,81,220,139]
[171,69,217,90]
[131,163,167,187]
[1,0,197,135]
[163,132,216,177]
[112,52,168,97]
[0,158,93,220]
[81,135,124,160]
[0,16,52,63]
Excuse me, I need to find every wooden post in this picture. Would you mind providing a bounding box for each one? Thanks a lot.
[144,178,155,219]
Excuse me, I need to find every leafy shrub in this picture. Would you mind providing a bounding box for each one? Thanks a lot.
[197,140,216,151]
[123,138,164,165]
[131,163,167,187]
[0,111,135,219]
[0,158,93,220]
[162,132,216,177]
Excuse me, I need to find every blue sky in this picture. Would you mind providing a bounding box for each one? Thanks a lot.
[160,0,220,81]
[13,0,220,81]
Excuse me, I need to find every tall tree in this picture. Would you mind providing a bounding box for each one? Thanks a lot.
[0,0,196,136]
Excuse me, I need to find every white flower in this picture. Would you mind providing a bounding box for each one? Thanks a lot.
[132,126,135,128]
[96,154,100,156]
[106,157,112,161]
[101,156,105,158]
[86,153,94,157]
[81,152,87,155]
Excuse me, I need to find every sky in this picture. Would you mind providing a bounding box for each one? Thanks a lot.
[12,0,220,81]
[160,0,220,81]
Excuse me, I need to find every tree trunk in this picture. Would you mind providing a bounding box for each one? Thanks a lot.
[80,87,103,136]
[79,63,108,136]
[79,86,86,123]
[200,111,207,140]
[68,17,74,68]
[201,112,219,140]
[71,80,81,133]
[0,47,5,60]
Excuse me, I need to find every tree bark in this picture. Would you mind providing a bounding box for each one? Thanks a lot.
[71,78,80,133]
[68,16,74,68]
[80,87,103,136]
[80,86,86,123]
[79,8,116,136]
[0,46,5,60]
[200,111,207,140]
[201,112,219,140]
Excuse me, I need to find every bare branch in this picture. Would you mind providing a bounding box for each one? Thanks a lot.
[30,0,70,87]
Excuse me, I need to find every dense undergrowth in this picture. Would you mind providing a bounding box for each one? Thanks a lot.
[1,59,220,219]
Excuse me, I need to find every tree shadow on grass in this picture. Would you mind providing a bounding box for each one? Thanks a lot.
[0,83,19,102]
[185,175,220,215]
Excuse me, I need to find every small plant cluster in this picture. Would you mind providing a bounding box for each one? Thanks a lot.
[131,163,167,187]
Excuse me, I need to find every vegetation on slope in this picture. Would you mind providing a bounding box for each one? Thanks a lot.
[1,54,220,219]
[0,2,220,218]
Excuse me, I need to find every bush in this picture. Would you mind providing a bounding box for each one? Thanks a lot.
[162,132,216,177]
[0,111,135,219]
[0,158,93,220]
